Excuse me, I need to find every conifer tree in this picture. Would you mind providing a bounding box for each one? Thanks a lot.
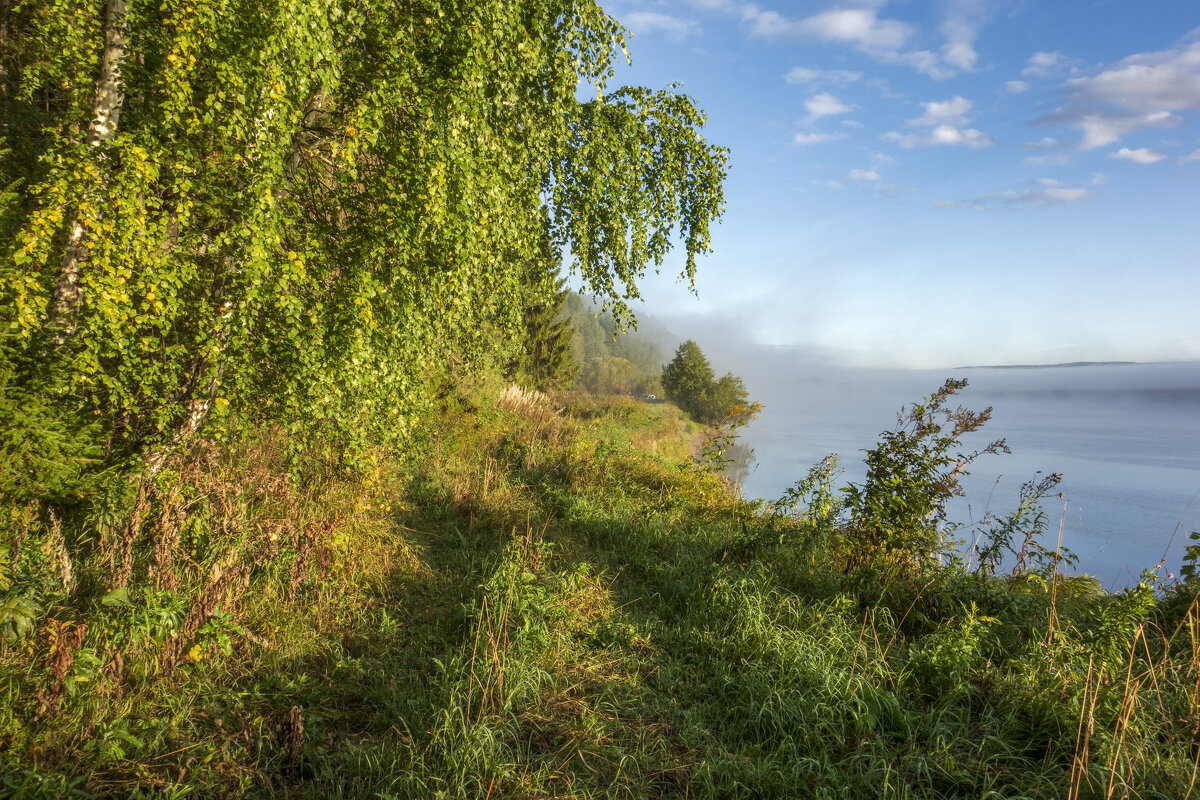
[661,340,715,420]
[512,237,578,391]
[661,340,753,425]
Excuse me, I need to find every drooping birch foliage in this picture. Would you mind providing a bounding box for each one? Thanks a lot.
[0,0,727,471]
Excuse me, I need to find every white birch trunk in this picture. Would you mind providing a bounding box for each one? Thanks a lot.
[46,0,128,346]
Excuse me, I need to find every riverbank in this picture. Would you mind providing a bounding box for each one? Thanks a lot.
[3,382,1198,798]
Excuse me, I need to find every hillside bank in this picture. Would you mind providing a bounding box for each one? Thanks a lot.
[3,382,1199,798]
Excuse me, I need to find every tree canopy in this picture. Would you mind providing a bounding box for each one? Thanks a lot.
[0,0,728,484]
[661,339,753,426]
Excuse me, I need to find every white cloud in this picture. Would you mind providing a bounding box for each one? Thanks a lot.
[681,0,738,11]
[806,92,854,119]
[1042,34,1200,148]
[1183,148,1200,162]
[794,132,846,145]
[884,125,994,149]
[935,199,987,211]
[1064,42,1200,114]
[1023,51,1070,77]
[1005,80,1030,93]
[932,125,994,147]
[995,178,1090,204]
[1076,111,1181,149]
[740,6,802,38]
[1111,147,1166,164]
[940,0,991,73]
[792,8,914,52]
[893,49,955,81]
[910,96,974,127]
[626,12,701,41]
[811,178,845,189]
[1013,186,1089,203]
[687,0,1002,80]
[783,67,862,85]
[891,96,993,148]
[849,168,881,180]
[842,119,864,128]
[942,40,977,73]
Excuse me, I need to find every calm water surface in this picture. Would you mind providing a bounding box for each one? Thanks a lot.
[734,362,1200,589]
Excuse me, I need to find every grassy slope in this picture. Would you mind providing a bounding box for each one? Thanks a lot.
[3,385,1199,799]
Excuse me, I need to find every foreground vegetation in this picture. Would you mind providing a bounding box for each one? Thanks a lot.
[7,4,1196,796]
[4,380,1199,799]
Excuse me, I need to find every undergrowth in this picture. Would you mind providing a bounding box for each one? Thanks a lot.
[2,379,1199,798]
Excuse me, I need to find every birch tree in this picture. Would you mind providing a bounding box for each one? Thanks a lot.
[0,0,728,482]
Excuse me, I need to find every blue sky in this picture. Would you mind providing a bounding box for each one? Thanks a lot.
[590,0,1200,368]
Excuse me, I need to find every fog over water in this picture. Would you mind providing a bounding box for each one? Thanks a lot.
[695,341,1200,590]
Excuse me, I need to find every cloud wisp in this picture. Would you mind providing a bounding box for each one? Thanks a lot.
[938,178,1092,210]
[1111,147,1166,164]
[794,131,847,145]
[909,96,974,127]
[1022,51,1075,77]
[783,66,863,86]
[940,0,992,73]
[693,0,999,80]
[625,11,702,41]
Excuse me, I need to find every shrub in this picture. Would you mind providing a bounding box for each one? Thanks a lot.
[841,378,1008,575]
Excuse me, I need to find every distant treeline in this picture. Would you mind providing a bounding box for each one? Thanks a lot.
[564,293,671,397]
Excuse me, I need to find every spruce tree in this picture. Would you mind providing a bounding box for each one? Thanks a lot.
[661,341,752,424]
[661,340,715,420]
[513,240,579,392]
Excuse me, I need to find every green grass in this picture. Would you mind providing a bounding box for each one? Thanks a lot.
[2,384,1199,798]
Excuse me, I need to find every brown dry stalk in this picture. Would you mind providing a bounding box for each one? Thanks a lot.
[149,481,184,590]
[286,519,328,604]
[113,480,153,590]
[467,595,488,722]
[36,619,87,719]
[1105,625,1147,800]
[847,608,872,689]
[281,705,305,766]
[1069,658,1095,800]
[46,509,76,595]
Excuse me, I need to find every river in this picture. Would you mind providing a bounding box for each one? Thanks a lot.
[731,361,1200,590]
